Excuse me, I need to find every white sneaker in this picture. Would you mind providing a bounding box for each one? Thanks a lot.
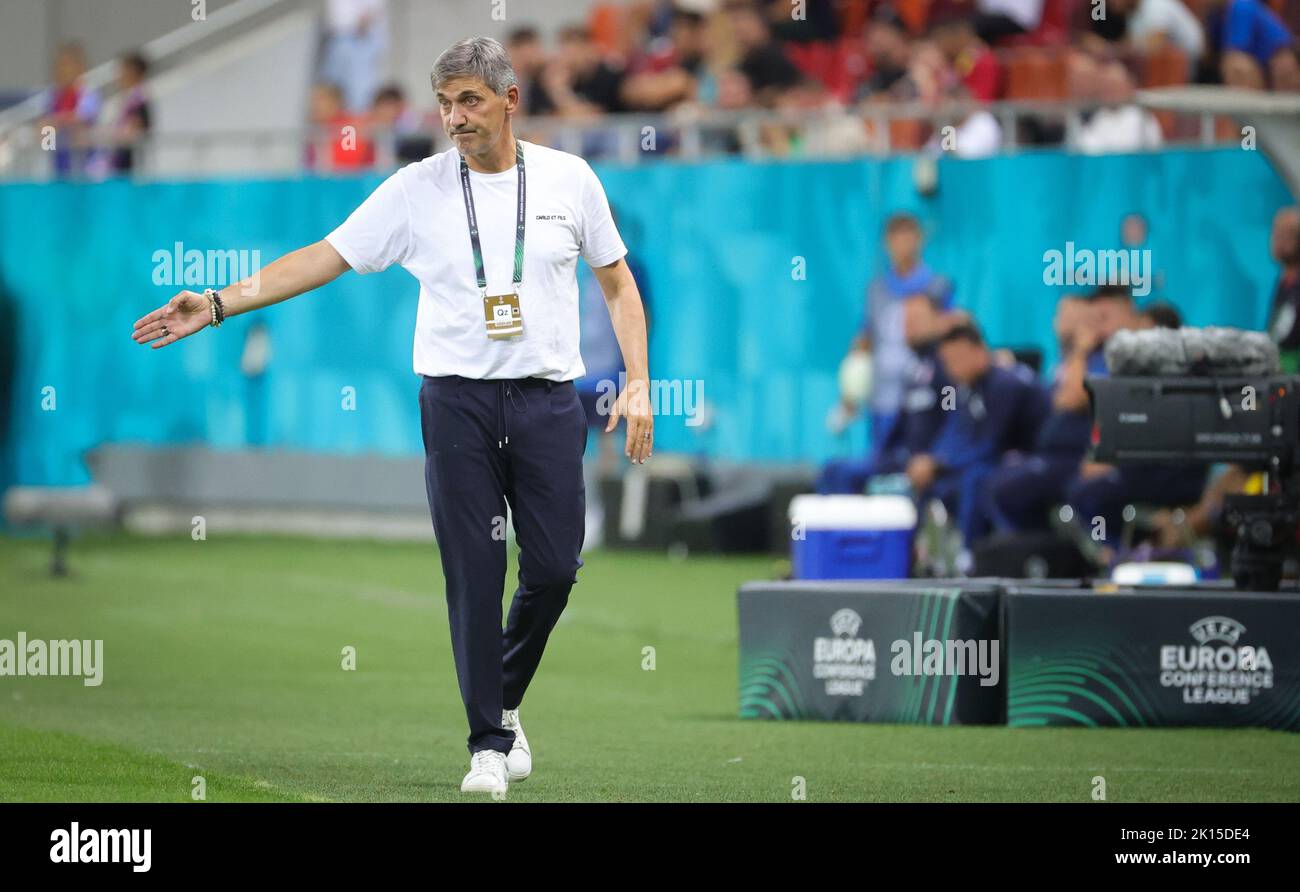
[502,708,532,782]
[460,749,508,795]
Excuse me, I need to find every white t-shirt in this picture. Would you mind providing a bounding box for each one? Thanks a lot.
[325,139,627,381]
[1074,105,1164,155]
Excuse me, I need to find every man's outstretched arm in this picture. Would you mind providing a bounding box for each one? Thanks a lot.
[132,239,352,349]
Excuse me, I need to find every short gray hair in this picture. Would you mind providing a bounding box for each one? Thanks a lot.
[431,37,517,96]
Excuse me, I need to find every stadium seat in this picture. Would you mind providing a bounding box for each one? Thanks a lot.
[889,117,930,151]
[1002,49,1068,100]
[896,0,931,36]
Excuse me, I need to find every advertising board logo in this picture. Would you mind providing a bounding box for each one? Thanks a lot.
[814,609,875,697]
[1160,615,1273,705]
[829,608,861,638]
[1188,616,1245,646]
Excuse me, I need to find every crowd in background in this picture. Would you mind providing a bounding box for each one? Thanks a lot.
[310,0,1299,165]
[35,43,151,178]
[305,0,1300,166]
[27,0,1300,177]
[817,205,1300,573]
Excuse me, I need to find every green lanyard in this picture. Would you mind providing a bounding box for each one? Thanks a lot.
[457,140,526,294]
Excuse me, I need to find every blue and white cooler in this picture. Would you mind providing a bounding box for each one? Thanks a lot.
[788,494,917,580]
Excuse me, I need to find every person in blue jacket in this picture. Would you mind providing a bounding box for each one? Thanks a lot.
[1206,0,1300,90]
[906,321,1048,548]
[830,213,955,446]
[984,291,1118,533]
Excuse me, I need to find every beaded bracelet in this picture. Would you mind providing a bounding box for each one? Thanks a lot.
[203,289,225,328]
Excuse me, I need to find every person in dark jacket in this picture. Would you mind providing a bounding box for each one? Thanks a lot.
[984,293,1112,533]
[908,322,1048,547]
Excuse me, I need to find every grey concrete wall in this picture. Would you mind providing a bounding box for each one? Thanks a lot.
[0,0,242,94]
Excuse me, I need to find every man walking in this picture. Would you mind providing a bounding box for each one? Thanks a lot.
[131,37,653,796]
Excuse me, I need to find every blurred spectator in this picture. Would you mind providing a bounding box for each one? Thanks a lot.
[818,295,957,494]
[41,42,101,178]
[1151,465,1251,549]
[910,321,1047,549]
[1120,210,1150,246]
[1125,0,1206,62]
[1074,0,1131,51]
[765,0,841,43]
[972,0,1046,44]
[1206,0,1300,90]
[622,8,710,111]
[1088,284,1145,355]
[369,83,431,166]
[698,66,755,153]
[1265,206,1300,372]
[857,7,914,100]
[1073,61,1163,153]
[925,86,1004,157]
[1061,287,1207,550]
[635,0,681,44]
[715,67,757,109]
[105,52,151,175]
[764,79,871,155]
[726,0,803,104]
[931,14,1003,102]
[985,293,1115,535]
[1066,453,1209,552]
[900,40,959,104]
[832,213,954,445]
[307,82,374,171]
[1140,299,1182,328]
[540,24,630,118]
[319,0,389,112]
[952,107,1003,157]
[1066,45,1103,101]
[507,26,556,116]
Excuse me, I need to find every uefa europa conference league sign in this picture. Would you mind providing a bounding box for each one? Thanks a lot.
[739,582,1300,730]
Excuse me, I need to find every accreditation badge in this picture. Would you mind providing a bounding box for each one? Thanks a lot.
[484,292,524,340]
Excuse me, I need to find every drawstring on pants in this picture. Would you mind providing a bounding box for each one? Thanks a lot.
[497,381,530,448]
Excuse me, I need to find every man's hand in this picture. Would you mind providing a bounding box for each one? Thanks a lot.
[132,241,350,352]
[906,453,938,492]
[132,291,210,349]
[605,377,654,464]
[1072,322,1103,358]
[826,399,857,435]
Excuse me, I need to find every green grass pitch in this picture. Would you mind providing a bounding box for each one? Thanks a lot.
[1,532,1298,803]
